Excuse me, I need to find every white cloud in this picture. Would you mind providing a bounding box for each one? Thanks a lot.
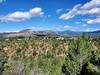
[87,18,100,24]
[2,30,19,33]
[64,25,72,29]
[0,7,44,22]
[59,4,81,20]
[47,15,51,18]
[29,8,44,16]
[30,26,44,31]
[75,22,81,24]
[77,7,100,15]
[59,0,100,24]
[85,28,100,32]
[82,24,87,27]
[85,28,91,32]
[56,9,63,14]
[0,0,6,3]
[80,0,100,10]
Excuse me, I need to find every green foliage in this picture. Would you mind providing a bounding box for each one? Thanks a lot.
[36,52,64,75]
[0,50,7,74]
[62,35,93,75]
[0,36,100,75]
[87,62,100,75]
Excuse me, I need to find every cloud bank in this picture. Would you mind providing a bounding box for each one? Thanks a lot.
[0,7,44,22]
[59,0,100,24]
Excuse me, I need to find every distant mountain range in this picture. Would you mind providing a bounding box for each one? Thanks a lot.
[84,30,100,37]
[0,29,100,37]
[57,30,82,36]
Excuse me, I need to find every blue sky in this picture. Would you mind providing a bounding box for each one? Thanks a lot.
[0,0,100,32]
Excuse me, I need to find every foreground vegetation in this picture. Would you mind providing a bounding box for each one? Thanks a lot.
[0,35,100,75]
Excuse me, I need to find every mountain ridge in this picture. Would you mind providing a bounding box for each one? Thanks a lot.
[0,29,100,37]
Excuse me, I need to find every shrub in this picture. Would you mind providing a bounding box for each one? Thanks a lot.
[62,35,93,75]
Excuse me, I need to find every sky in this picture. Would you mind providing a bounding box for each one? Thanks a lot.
[0,0,100,32]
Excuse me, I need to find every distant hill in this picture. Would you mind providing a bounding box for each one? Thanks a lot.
[0,29,58,37]
[84,30,100,37]
[0,29,100,37]
[57,30,82,36]
[0,29,34,37]
[20,29,33,33]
